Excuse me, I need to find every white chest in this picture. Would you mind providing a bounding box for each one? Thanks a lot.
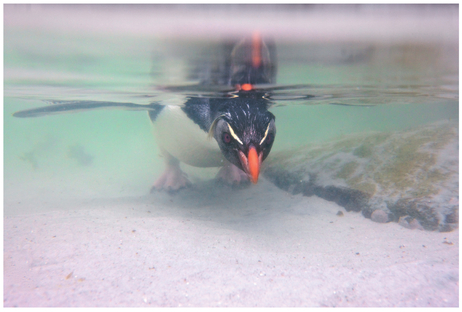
[150,105,225,168]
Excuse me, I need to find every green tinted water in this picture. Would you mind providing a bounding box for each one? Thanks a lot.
[4,6,458,209]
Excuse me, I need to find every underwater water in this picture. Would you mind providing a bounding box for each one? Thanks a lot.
[3,4,459,307]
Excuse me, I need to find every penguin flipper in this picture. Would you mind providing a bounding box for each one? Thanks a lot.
[13,100,162,118]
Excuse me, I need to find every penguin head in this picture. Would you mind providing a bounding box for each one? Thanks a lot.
[210,100,276,184]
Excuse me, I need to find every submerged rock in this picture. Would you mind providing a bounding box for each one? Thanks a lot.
[19,151,39,169]
[263,121,458,232]
[68,144,93,166]
[371,210,390,223]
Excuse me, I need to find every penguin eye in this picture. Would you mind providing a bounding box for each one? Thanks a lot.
[222,132,232,144]
[265,133,274,145]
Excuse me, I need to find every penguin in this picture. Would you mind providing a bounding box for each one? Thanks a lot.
[148,91,276,191]
[148,33,278,191]
[12,33,278,192]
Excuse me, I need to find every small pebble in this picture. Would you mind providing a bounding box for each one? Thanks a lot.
[408,219,424,230]
[398,216,424,230]
[371,210,389,223]
[336,211,344,217]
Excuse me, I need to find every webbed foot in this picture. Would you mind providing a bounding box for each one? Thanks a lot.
[151,158,191,193]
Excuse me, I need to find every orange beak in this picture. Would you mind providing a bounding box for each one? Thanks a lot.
[247,146,260,184]
[238,145,263,184]
[238,146,262,184]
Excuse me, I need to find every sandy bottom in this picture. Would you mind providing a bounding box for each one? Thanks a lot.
[3,177,459,307]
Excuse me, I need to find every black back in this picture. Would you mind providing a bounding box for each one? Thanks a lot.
[180,91,273,134]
